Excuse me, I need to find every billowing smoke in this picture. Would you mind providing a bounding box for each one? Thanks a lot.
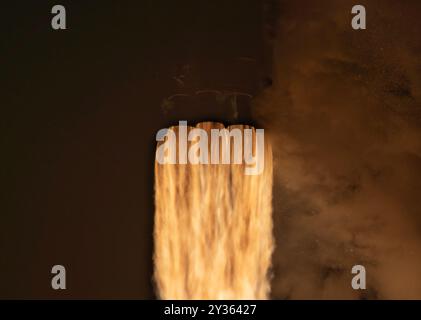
[255,0,421,299]
[154,122,274,299]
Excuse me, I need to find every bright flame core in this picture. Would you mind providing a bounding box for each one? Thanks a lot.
[154,122,274,299]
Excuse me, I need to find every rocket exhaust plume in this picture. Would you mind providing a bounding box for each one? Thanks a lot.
[153,121,274,299]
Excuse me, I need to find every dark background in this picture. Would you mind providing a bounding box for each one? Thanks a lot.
[0,1,269,298]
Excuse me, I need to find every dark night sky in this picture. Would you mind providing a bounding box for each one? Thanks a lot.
[0,1,266,298]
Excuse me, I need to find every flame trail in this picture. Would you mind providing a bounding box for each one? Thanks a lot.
[154,122,274,299]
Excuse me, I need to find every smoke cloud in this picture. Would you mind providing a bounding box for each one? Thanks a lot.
[255,0,421,299]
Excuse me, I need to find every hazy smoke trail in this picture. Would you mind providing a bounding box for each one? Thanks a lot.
[255,0,421,299]
[154,122,274,299]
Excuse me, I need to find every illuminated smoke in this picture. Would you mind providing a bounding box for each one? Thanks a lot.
[254,0,421,299]
[153,122,274,299]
